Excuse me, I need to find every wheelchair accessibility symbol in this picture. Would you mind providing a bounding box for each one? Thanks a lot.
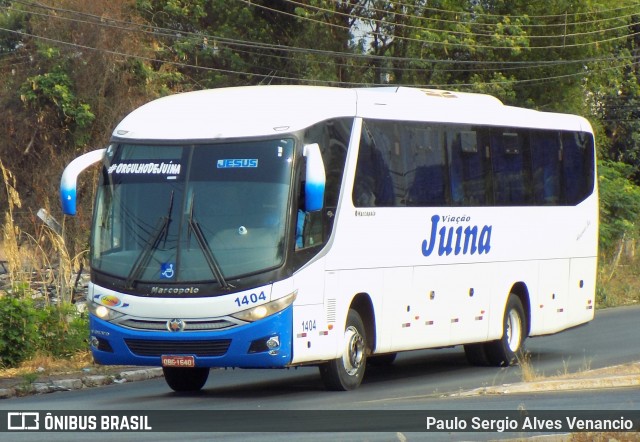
[160,263,175,279]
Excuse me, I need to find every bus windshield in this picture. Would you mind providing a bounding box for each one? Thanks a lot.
[91,139,295,287]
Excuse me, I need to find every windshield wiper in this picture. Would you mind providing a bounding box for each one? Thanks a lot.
[125,191,174,289]
[187,194,233,290]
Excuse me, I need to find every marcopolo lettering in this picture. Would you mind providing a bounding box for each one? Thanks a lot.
[422,214,492,257]
[151,286,200,295]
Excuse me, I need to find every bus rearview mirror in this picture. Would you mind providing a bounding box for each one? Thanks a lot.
[60,148,106,215]
[303,143,326,212]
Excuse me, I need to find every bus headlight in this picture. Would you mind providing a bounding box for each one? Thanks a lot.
[88,301,125,321]
[232,291,297,322]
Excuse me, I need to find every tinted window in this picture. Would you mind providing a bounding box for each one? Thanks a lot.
[562,131,595,205]
[490,130,532,206]
[531,131,562,205]
[353,121,449,207]
[297,118,352,250]
[303,118,352,208]
[448,129,492,206]
[406,127,448,206]
[352,119,594,208]
[353,121,396,207]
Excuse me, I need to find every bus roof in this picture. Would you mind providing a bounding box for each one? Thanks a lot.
[111,85,593,142]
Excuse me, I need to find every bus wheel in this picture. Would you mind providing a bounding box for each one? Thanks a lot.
[486,294,527,367]
[163,366,209,392]
[319,309,367,391]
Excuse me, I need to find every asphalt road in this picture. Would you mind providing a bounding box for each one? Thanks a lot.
[1,305,639,441]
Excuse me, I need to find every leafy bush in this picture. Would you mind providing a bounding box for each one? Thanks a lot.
[0,294,38,368]
[35,303,88,358]
[598,160,640,253]
[0,293,87,368]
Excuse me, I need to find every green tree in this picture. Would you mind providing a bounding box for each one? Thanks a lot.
[19,47,96,144]
[134,0,310,88]
[290,0,367,85]
[598,160,640,252]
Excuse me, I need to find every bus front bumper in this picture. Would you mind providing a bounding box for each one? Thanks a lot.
[88,306,293,368]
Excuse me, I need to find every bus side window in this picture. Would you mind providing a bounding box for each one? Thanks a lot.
[352,122,395,207]
[491,130,532,206]
[405,126,447,207]
[531,131,562,205]
[295,161,324,250]
[448,129,489,206]
[562,131,595,205]
[297,118,351,249]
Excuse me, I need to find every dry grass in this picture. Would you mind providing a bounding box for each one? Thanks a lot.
[518,352,598,384]
[1,159,84,303]
[0,351,94,379]
[0,158,22,283]
[518,352,541,382]
[0,161,90,377]
[598,249,640,308]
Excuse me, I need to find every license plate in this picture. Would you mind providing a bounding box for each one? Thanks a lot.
[161,355,195,367]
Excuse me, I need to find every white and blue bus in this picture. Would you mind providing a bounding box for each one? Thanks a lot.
[60,86,597,391]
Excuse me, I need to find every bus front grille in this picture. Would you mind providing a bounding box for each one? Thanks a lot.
[124,339,231,357]
[118,318,237,332]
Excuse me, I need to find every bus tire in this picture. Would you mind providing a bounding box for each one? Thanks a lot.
[486,294,527,367]
[319,309,367,391]
[163,366,209,392]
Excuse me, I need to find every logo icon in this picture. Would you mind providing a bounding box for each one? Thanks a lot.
[93,294,129,308]
[100,295,122,307]
[7,412,40,430]
[167,319,185,332]
[160,263,175,279]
